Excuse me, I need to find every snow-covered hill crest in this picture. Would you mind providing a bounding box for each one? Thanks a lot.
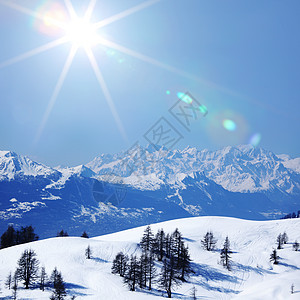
[0,216,299,299]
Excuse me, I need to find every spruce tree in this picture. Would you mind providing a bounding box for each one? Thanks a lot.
[220,237,232,271]
[270,249,279,264]
[16,249,39,289]
[293,240,299,251]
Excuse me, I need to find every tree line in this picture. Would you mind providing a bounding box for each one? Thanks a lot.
[0,225,39,249]
[281,210,300,219]
[0,225,90,249]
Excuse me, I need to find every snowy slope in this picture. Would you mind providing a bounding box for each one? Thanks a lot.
[0,216,299,299]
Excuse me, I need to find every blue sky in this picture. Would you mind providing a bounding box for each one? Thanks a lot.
[0,0,299,166]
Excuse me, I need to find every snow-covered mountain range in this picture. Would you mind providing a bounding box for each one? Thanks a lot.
[1,216,299,299]
[0,145,299,237]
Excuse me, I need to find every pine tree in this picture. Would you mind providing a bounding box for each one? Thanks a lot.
[81,231,89,238]
[50,267,59,288]
[171,228,182,260]
[158,256,181,298]
[140,226,155,253]
[57,230,69,237]
[201,231,217,251]
[165,233,172,258]
[16,249,39,289]
[12,271,18,300]
[124,255,140,291]
[19,226,39,244]
[85,245,92,259]
[277,234,283,249]
[147,251,156,290]
[5,271,12,289]
[190,286,197,300]
[154,229,165,261]
[51,271,67,300]
[178,242,193,281]
[0,225,16,249]
[111,252,128,277]
[220,237,232,271]
[291,283,294,294]
[40,266,47,291]
[270,249,279,264]
[282,232,288,244]
[293,240,299,251]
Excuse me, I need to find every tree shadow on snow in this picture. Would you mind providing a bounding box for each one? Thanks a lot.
[191,262,240,283]
[91,257,109,263]
[233,262,275,275]
[65,282,90,297]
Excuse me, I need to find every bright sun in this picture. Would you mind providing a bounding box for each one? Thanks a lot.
[65,18,99,48]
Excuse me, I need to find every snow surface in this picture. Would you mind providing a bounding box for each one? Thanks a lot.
[1,216,299,299]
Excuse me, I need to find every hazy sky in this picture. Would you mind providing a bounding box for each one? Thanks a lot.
[0,0,299,166]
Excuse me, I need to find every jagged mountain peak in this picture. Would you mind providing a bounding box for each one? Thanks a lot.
[0,150,58,180]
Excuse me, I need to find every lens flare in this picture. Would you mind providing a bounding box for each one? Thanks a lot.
[166,90,171,95]
[33,3,67,36]
[249,133,262,147]
[177,92,193,104]
[223,119,236,131]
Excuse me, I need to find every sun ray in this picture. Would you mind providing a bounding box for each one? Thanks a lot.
[85,47,128,143]
[98,38,224,90]
[34,46,78,145]
[64,0,78,20]
[0,0,65,28]
[0,37,68,69]
[84,0,97,21]
[100,39,292,119]
[93,0,162,29]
